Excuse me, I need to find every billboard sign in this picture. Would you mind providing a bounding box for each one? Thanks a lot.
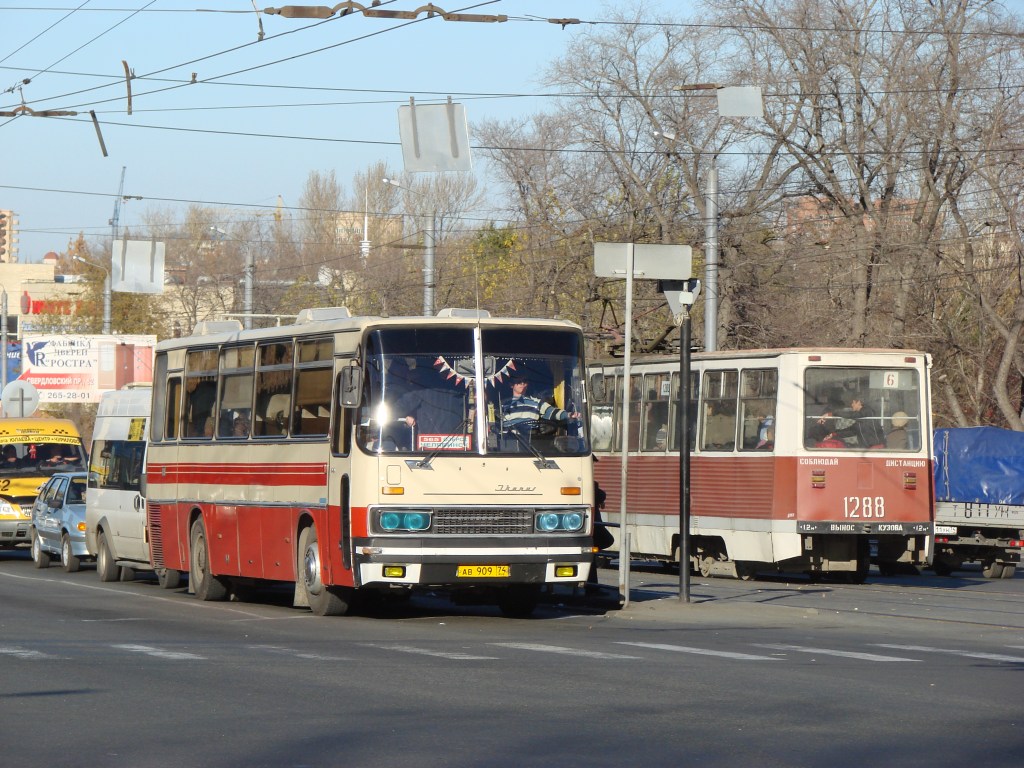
[19,334,156,403]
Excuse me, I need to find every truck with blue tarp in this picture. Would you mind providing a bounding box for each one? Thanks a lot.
[932,427,1024,578]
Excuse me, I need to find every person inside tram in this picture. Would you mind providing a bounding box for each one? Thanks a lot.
[886,412,910,449]
[837,392,886,448]
[808,411,846,448]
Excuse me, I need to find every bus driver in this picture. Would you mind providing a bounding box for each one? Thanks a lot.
[501,375,580,437]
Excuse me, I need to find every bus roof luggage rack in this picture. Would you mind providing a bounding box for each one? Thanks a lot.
[192,320,243,336]
[436,308,490,318]
[296,307,352,323]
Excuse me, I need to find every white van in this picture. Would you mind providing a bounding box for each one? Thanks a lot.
[86,385,180,588]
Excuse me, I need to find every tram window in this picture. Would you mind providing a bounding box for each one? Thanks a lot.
[642,373,670,451]
[739,369,777,451]
[667,371,698,452]
[620,374,642,452]
[803,367,921,450]
[590,374,615,452]
[701,370,738,451]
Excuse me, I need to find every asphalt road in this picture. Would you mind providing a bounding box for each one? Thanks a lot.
[1,548,1021,768]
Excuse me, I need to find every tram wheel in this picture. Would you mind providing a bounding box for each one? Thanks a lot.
[299,524,351,616]
[698,556,715,578]
[190,518,229,601]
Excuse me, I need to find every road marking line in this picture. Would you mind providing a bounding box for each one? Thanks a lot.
[112,644,205,660]
[367,644,498,660]
[755,643,920,662]
[874,644,1024,664]
[248,644,349,661]
[0,646,59,660]
[617,642,779,661]
[492,642,641,660]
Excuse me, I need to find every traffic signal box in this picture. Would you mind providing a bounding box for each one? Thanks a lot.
[0,210,17,262]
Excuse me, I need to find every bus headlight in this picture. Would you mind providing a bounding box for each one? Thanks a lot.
[535,511,585,533]
[377,510,431,533]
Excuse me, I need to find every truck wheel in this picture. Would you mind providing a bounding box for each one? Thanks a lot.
[982,560,1005,579]
[1001,564,1016,579]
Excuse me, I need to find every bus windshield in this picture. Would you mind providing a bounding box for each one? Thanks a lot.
[358,326,588,456]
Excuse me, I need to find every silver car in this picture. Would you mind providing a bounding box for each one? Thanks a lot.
[30,472,91,573]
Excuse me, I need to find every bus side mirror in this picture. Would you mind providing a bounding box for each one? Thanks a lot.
[339,367,363,408]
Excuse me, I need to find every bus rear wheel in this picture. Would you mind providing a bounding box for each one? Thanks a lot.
[190,518,229,601]
[298,524,350,616]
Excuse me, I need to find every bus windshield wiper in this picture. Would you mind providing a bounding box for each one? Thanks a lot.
[504,426,559,470]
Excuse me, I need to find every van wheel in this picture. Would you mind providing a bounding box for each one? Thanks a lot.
[96,531,120,582]
[298,524,350,616]
[61,534,81,573]
[190,518,229,601]
[31,531,50,569]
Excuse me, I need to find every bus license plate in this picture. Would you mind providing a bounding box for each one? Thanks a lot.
[457,565,510,578]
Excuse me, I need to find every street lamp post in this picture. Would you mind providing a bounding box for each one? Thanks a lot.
[657,84,762,352]
[383,177,435,316]
[73,256,111,335]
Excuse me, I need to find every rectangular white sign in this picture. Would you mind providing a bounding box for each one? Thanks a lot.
[19,334,156,403]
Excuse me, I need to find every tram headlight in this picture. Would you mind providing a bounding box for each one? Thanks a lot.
[376,509,432,533]
[535,511,586,533]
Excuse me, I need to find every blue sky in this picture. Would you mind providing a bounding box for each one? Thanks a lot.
[0,1,678,263]
[3,1,1021,263]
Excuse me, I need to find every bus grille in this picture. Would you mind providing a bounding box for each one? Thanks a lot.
[148,502,165,567]
[433,508,533,535]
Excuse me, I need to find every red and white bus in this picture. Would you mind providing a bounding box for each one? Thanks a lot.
[145,307,593,616]
[590,348,933,581]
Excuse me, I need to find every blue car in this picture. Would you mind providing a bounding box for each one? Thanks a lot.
[30,472,91,573]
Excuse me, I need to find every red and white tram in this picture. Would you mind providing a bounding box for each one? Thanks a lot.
[589,348,933,581]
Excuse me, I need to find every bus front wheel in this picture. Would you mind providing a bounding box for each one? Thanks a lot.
[298,524,350,616]
[190,518,229,601]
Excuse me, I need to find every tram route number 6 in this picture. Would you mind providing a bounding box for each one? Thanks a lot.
[844,496,886,518]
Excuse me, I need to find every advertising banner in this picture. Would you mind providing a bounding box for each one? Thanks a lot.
[19,334,156,403]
